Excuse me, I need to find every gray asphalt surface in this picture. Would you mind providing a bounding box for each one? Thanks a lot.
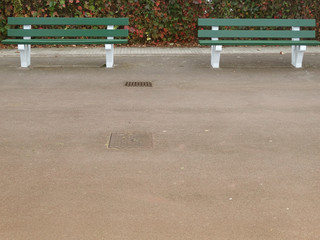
[1,48,320,240]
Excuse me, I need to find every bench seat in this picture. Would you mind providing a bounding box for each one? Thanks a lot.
[199,40,320,46]
[1,39,128,45]
[1,17,129,68]
[198,18,320,68]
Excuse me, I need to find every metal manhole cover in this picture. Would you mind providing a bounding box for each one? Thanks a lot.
[125,82,152,87]
[108,132,153,149]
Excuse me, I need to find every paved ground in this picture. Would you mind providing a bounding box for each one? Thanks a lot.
[1,48,320,240]
[1,46,320,57]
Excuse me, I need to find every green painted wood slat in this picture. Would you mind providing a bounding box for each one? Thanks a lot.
[8,29,128,37]
[1,39,128,45]
[198,18,316,27]
[8,17,129,26]
[198,30,315,38]
[199,40,320,46]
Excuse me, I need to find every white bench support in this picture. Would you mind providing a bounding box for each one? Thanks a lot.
[291,45,306,68]
[211,45,222,68]
[105,25,114,68]
[211,26,222,68]
[291,26,306,68]
[18,25,31,68]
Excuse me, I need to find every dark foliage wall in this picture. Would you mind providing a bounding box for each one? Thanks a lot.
[1,0,319,44]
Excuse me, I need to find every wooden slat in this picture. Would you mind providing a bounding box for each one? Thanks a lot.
[8,17,129,26]
[198,18,316,27]
[8,29,128,37]
[198,30,315,38]
[199,40,320,46]
[1,39,128,45]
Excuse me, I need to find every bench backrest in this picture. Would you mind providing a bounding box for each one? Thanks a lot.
[198,19,316,39]
[7,17,129,38]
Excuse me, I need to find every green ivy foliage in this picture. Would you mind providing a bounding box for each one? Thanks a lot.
[0,0,319,44]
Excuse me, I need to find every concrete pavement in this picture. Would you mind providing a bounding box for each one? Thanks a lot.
[1,49,320,240]
[1,46,320,57]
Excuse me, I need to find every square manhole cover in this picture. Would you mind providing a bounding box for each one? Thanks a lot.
[108,132,153,149]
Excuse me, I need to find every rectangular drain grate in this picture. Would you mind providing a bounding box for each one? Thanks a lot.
[108,132,153,149]
[125,81,152,87]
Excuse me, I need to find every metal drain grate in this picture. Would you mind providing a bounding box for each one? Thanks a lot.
[125,81,152,87]
[108,132,153,149]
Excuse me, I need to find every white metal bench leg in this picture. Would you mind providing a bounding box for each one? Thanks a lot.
[105,43,114,68]
[105,25,114,68]
[26,44,31,66]
[211,45,222,68]
[291,26,306,68]
[18,24,31,68]
[291,45,297,66]
[210,26,222,68]
[18,44,31,68]
[291,45,306,68]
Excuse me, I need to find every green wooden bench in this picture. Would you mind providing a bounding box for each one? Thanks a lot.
[1,17,129,68]
[198,19,320,68]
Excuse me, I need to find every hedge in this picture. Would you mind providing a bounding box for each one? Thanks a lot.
[0,0,319,45]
